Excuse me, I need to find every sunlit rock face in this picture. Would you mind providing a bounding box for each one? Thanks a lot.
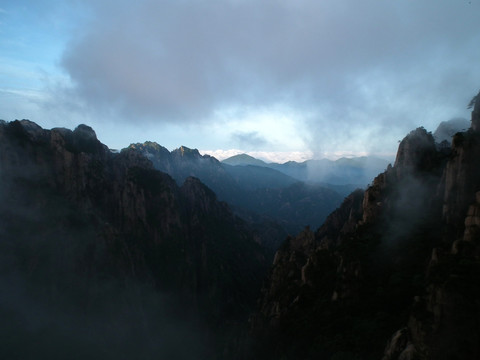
[250,112,480,359]
[0,120,267,359]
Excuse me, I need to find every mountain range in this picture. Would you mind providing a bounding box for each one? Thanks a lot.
[127,142,346,248]
[223,153,391,187]
[0,100,479,359]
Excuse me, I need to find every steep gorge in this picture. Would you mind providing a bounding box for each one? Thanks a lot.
[250,100,480,359]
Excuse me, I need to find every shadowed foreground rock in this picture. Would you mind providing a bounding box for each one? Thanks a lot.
[250,113,480,359]
[0,120,267,359]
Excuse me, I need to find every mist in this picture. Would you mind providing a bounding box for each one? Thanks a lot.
[0,174,212,360]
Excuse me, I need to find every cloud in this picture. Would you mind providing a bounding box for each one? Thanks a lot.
[52,0,480,153]
[231,131,268,149]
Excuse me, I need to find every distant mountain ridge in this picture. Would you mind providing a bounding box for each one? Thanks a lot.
[129,142,344,240]
[221,153,268,167]
[222,154,391,187]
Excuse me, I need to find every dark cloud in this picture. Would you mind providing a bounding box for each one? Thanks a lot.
[231,131,268,149]
[58,0,480,152]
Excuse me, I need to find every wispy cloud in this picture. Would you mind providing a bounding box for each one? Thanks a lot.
[231,131,268,149]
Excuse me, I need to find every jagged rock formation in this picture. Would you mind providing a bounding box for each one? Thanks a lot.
[129,142,344,248]
[250,116,480,359]
[397,122,480,360]
[0,120,267,359]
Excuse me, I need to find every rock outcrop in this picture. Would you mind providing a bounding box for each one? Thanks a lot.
[0,120,267,359]
[129,141,344,252]
[250,123,480,359]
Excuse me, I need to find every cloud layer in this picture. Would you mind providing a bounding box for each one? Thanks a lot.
[21,0,480,155]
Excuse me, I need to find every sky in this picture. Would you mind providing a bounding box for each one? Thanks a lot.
[1,0,479,163]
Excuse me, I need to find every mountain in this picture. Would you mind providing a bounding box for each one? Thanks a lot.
[249,100,480,360]
[130,142,344,245]
[129,143,297,201]
[222,153,268,167]
[221,163,298,191]
[222,154,391,188]
[129,142,235,199]
[3,94,480,360]
[0,120,267,359]
[268,157,391,186]
[234,182,343,234]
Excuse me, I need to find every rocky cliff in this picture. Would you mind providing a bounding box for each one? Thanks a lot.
[129,141,344,253]
[250,117,480,359]
[0,120,267,359]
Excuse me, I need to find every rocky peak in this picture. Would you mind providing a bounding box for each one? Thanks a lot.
[129,141,170,156]
[68,124,106,155]
[118,147,154,170]
[128,142,172,177]
[19,119,48,140]
[173,145,201,158]
[1,119,48,145]
[394,127,438,178]
[73,124,97,140]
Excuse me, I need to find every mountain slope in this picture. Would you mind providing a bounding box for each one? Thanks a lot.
[221,163,298,191]
[130,142,344,247]
[265,157,391,186]
[250,116,480,359]
[0,120,267,359]
[221,153,391,188]
[222,153,268,167]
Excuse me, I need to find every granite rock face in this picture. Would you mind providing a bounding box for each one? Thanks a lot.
[249,119,480,359]
[442,129,480,235]
[0,120,266,359]
[128,141,344,254]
